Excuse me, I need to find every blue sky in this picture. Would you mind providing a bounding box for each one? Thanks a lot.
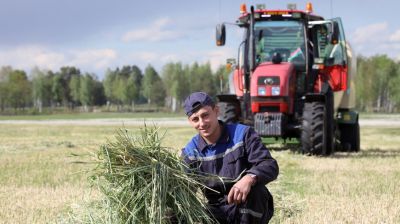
[0,0,399,78]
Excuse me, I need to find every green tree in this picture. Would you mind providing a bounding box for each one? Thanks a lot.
[7,70,32,110]
[31,67,53,112]
[189,62,217,96]
[356,55,400,112]
[142,65,165,106]
[129,65,143,105]
[389,64,400,111]
[52,73,64,107]
[162,62,189,111]
[0,66,12,111]
[103,66,142,109]
[56,66,81,107]
[113,76,126,106]
[79,73,95,111]
[69,75,81,107]
[92,78,106,106]
[103,68,118,105]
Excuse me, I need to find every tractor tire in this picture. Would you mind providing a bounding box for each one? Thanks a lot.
[217,101,240,124]
[338,121,360,152]
[301,101,332,156]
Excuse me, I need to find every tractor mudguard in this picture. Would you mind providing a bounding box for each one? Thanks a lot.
[216,94,240,104]
[304,82,331,103]
[304,93,325,103]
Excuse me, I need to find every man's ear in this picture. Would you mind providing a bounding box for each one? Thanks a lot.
[214,105,219,115]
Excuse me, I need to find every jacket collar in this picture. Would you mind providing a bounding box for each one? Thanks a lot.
[197,120,230,152]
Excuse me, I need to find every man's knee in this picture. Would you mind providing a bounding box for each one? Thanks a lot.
[239,184,274,223]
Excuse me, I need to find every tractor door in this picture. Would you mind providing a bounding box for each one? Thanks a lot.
[325,18,348,91]
[309,19,348,92]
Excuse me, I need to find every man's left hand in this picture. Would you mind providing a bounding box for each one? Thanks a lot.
[227,174,256,205]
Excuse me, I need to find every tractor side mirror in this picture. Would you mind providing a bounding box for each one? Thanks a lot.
[216,24,226,46]
[327,21,340,45]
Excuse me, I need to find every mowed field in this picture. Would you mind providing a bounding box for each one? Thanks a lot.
[1,115,400,223]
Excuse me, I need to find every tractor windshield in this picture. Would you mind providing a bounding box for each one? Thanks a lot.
[255,21,306,68]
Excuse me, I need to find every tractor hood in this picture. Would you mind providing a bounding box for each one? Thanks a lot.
[250,62,295,98]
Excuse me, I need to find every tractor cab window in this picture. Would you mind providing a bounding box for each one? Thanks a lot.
[313,22,347,66]
[254,21,306,68]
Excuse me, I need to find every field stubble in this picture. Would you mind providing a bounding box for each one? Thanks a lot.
[0,122,399,223]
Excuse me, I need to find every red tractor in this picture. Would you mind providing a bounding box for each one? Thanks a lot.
[216,3,359,155]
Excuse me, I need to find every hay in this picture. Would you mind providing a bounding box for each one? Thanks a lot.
[90,125,215,224]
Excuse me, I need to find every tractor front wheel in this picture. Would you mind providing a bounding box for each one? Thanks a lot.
[217,101,240,124]
[301,101,332,156]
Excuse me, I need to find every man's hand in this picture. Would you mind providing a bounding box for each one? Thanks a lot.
[227,174,256,205]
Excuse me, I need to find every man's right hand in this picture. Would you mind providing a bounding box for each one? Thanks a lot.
[227,174,256,204]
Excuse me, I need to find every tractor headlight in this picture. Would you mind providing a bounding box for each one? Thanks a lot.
[258,87,266,95]
[271,86,280,96]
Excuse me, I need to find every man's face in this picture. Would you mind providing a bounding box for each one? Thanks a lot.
[188,105,219,138]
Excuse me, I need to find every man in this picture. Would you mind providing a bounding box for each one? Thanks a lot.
[181,92,279,223]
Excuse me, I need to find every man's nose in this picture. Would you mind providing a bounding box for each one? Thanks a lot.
[198,117,206,127]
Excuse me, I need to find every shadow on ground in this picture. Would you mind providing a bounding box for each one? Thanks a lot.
[332,148,400,159]
[266,142,400,159]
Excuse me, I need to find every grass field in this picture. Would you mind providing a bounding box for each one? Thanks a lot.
[1,120,400,223]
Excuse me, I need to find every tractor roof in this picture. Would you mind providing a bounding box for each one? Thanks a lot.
[237,4,324,24]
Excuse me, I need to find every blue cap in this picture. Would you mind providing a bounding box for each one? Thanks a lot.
[183,92,215,117]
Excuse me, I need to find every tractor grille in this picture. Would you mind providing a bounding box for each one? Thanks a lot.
[254,113,285,136]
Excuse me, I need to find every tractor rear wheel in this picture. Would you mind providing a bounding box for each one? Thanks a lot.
[301,101,332,155]
[217,101,240,124]
[339,121,360,152]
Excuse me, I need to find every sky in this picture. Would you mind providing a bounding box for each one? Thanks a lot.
[0,0,399,79]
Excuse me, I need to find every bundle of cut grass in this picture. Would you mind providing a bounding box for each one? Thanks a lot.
[91,125,215,224]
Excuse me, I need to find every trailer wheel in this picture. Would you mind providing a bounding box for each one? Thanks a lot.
[339,121,360,152]
[301,101,330,155]
[217,101,240,124]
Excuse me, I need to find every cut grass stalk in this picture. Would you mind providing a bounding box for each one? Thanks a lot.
[88,125,216,223]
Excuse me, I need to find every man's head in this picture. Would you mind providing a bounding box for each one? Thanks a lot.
[184,92,215,117]
[184,92,220,141]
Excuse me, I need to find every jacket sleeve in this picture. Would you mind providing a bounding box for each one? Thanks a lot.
[244,127,279,185]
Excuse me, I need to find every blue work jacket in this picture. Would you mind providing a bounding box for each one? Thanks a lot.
[181,122,279,201]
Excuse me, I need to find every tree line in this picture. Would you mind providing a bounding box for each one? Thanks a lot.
[356,55,400,113]
[1,54,400,114]
[0,62,229,114]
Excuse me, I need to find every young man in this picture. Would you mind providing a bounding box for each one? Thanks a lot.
[181,92,279,223]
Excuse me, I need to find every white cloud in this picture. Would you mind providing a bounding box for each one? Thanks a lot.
[0,46,65,71]
[389,30,400,42]
[0,45,117,73]
[122,17,183,42]
[203,47,236,71]
[126,47,236,72]
[348,22,400,57]
[350,22,388,45]
[68,49,117,70]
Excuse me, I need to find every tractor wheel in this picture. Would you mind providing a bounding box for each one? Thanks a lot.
[217,101,240,124]
[338,121,360,152]
[301,101,332,156]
